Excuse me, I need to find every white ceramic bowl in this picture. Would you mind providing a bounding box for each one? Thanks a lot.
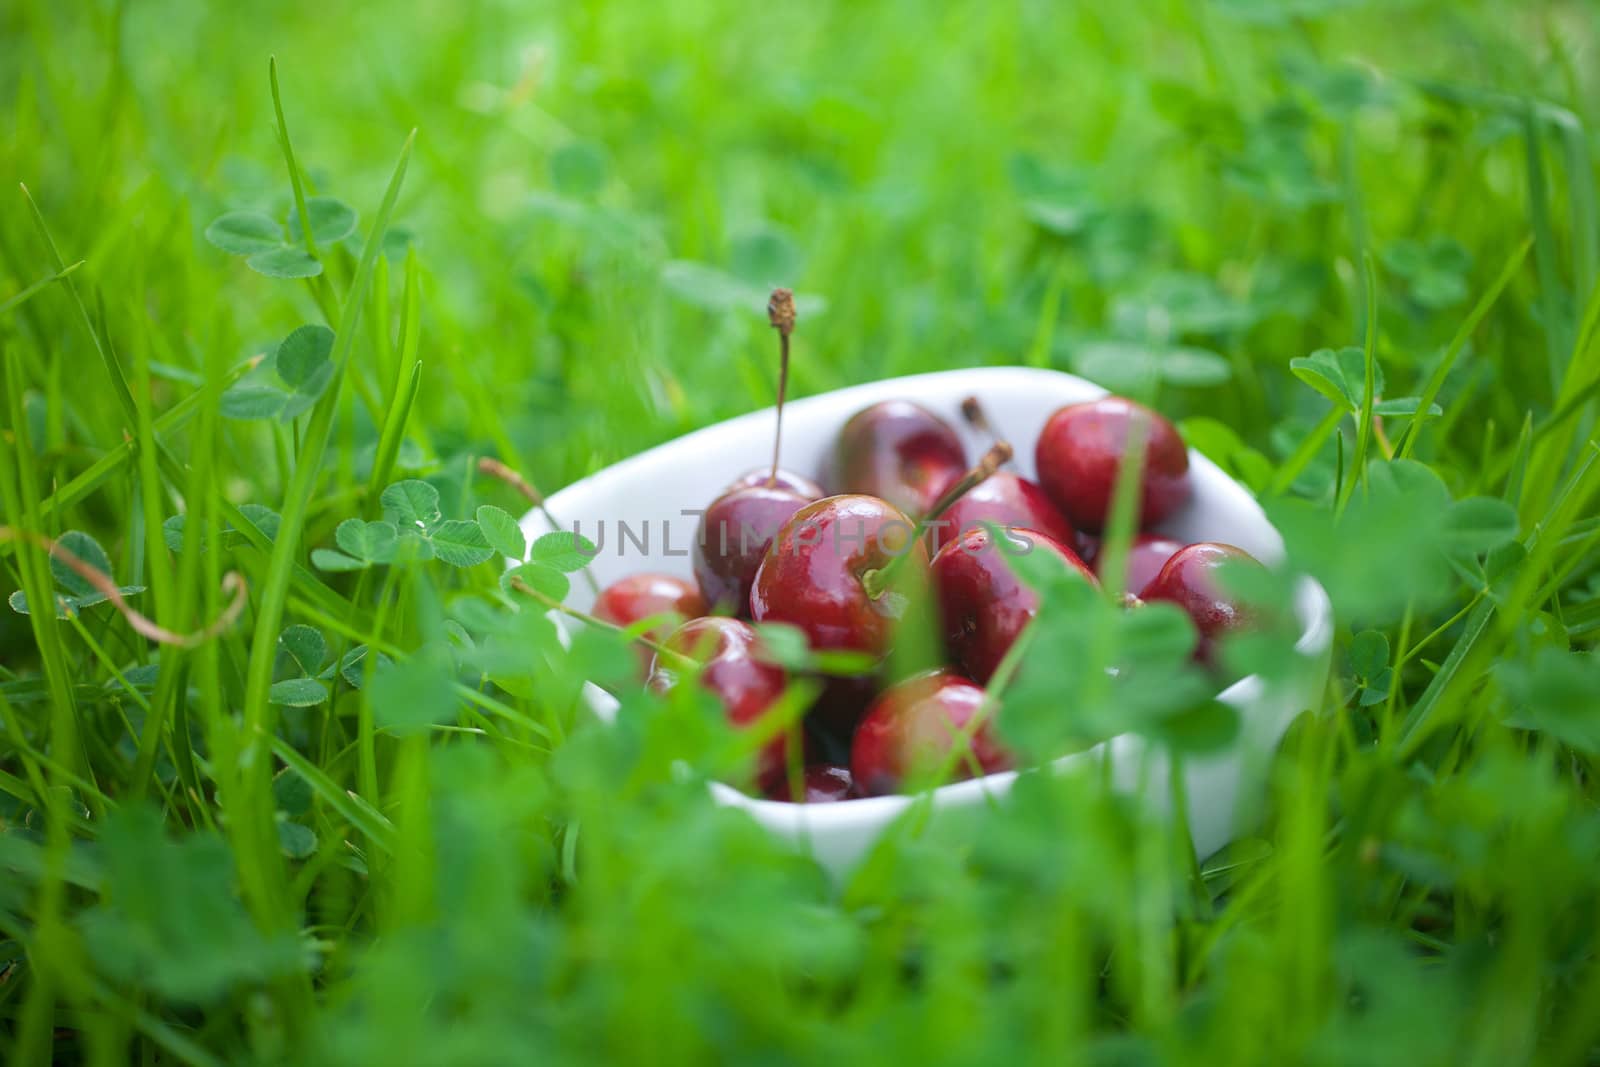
[520,367,1333,878]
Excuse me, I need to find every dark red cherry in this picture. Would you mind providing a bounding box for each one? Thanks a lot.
[723,467,826,498]
[1140,542,1263,667]
[1034,397,1191,533]
[807,670,883,741]
[1076,532,1101,569]
[749,493,928,658]
[832,400,967,517]
[593,572,708,673]
[1095,533,1187,599]
[931,526,1095,684]
[694,483,820,616]
[648,616,793,789]
[850,670,1012,797]
[934,471,1077,553]
[768,763,855,803]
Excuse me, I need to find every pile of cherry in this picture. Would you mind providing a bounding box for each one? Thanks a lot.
[588,391,1265,805]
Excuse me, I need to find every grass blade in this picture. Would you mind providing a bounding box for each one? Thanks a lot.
[270,57,320,262]
[1397,237,1532,459]
[364,247,423,512]
[0,260,82,317]
[264,732,397,852]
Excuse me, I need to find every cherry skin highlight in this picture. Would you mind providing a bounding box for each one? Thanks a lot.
[749,493,929,658]
[648,616,793,790]
[831,400,968,517]
[934,470,1077,553]
[850,670,1011,797]
[931,526,1095,684]
[1140,541,1263,667]
[694,483,821,617]
[1034,397,1191,533]
[768,764,855,803]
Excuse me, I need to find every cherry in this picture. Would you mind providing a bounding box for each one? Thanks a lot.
[1095,533,1186,599]
[941,394,1077,552]
[751,443,1013,659]
[593,572,705,632]
[723,467,825,498]
[931,526,1095,684]
[850,669,1012,796]
[693,288,822,615]
[768,763,855,803]
[937,472,1077,553]
[1140,541,1263,667]
[694,483,819,615]
[749,493,927,657]
[807,670,883,740]
[593,572,707,672]
[831,400,967,517]
[1034,397,1191,533]
[648,616,794,790]
[1076,533,1101,569]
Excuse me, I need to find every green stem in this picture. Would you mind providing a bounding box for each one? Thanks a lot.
[1338,253,1380,514]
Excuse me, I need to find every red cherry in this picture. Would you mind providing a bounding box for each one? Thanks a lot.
[648,616,793,789]
[1094,533,1187,599]
[594,573,706,632]
[767,763,855,803]
[832,400,967,517]
[750,493,928,658]
[850,670,1012,797]
[723,467,826,498]
[807,670,883,740]
[1034,397,1191,533]
[931,526,1095,684]
[1140,542,1262,667]
[593,573,708,673]
[934,471,1077,553]
[694,484,820,616]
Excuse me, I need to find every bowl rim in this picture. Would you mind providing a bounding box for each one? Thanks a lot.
[525,366,1335,830]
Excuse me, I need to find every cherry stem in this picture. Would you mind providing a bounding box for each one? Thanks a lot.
[860,441,1013,600]
[960,396,1017,470]
[766,288,796,488]
[960,395,998,445]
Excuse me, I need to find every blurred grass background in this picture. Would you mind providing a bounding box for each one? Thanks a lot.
[4,0,1600,1063]
[9,0,1594,484]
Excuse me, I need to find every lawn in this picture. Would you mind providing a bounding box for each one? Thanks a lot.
[3,0,1599,1062]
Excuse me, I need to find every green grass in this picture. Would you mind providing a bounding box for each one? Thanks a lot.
[3,0,1600,1062]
